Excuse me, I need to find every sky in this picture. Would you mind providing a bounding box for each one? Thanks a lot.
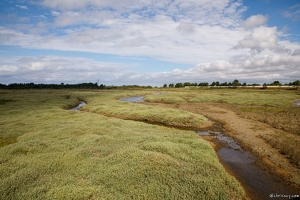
[0,0,299,86]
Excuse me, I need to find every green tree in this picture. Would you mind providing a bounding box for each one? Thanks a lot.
[270,81,282,86]
[183,82,191,87]
[175,82,183,88]
[232,79,240,87]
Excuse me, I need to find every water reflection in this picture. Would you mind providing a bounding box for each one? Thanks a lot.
[119,96,144,102]
[197,130,299,199]
[69,101,86,111]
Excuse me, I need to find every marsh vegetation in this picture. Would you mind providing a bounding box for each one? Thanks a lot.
[1,88,299,199]
[0,89,242,199]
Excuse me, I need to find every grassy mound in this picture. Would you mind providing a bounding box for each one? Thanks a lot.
[80,90,210,129]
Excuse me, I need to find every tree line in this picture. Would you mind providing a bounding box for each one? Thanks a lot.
[163,80,300,88]
[0,82,106,89]
[0,80,299,89]
[0,82,155,90]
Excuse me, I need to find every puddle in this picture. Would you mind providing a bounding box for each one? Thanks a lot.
[119,96,144,102]
[197,130,300,200]
[69,101,86,111]
[295,100,300,107]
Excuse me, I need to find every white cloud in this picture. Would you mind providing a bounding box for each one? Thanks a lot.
[157,52,300,84]
[0,65,18,73]
[1,0,299,85]
[241,14,268,29]
[282,4,300,21]
[176,22,194,33]
[16,5,28,10]
[233,26,279,54]
[51,11,60,17]
[0,56,128,84]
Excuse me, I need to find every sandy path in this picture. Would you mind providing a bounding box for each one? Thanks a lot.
[144,102,300,188]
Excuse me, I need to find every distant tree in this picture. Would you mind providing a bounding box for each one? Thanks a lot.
[232,79,240,87]
[270,80,282,86]
[183,82,191,87]
[99,84,105,89]
[169,83,174,88]
[0,83,6,89]
[210,82,216,86]
[199,82,209,86]
[163,84,167,88]
[292,80,300,86]
[221,82,228,86]
[175,82,183,88]
[292,80,300,89]
[242,82,247,86]
[216,81,220,86]
[263,83,267,88]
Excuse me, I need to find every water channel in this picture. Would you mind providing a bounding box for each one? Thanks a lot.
[120,96,300,200]
[69,101,86,111]
[119,96,144,103]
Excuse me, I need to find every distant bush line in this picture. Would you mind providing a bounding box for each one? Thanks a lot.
[164,80,300,88]
[0,79,299,89]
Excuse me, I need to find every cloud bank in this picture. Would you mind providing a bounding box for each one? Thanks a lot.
[0,0,299,85]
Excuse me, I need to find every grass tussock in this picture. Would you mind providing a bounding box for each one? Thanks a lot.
[0,89,244,199]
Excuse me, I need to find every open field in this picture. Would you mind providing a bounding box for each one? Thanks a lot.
[0,89,243,200]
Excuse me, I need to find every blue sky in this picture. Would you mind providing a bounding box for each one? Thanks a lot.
[0,0,299,86]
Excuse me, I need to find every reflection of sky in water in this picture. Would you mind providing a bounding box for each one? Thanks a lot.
[119,96,144,102]
[69,101,86,111]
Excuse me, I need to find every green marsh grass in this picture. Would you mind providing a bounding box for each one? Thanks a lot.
[0,89,244,199]
[144,88,299,107]
[79,90,210,129]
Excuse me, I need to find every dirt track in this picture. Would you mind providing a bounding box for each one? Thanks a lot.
[144,102,300,188]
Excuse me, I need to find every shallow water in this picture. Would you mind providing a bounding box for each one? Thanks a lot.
[69,101,86,111]
[119,96,144,102]
[295,100,300,107]
[197,131,300,199]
